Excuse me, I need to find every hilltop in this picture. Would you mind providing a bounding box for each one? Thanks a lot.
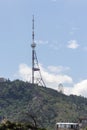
[0,80,87,130]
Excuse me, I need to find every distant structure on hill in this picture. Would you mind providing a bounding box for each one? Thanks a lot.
[0,77,7,82]
[30,15,46,87]
[58,83,64,94]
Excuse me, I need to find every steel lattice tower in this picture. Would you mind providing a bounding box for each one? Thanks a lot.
[31,15,46,87]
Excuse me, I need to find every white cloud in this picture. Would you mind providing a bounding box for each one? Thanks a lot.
[48,66,70,73]
[71,80,87,97]
[64,80,87,97]
[15,64,87,97]
[15,63,73,88]
[67,40,79,49]
[41,67,72,85]
[15,64,32,82]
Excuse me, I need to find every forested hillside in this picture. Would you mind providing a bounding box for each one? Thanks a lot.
[0,79,87,130]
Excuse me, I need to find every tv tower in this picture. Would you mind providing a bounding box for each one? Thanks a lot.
[31,15,46,87]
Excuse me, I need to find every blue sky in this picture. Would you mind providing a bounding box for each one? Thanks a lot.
[0,0,87,97]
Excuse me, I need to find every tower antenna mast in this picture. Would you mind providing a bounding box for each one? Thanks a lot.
[31,15,36,84]
[31,15,46,87]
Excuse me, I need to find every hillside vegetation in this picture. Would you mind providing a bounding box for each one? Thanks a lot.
[0,80,87,130]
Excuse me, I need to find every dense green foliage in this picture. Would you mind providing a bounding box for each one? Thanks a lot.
[0,80,87,130]
[0,120,46,130]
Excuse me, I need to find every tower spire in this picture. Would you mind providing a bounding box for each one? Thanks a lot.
[31,15,36,48]
[32,15,35,45]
